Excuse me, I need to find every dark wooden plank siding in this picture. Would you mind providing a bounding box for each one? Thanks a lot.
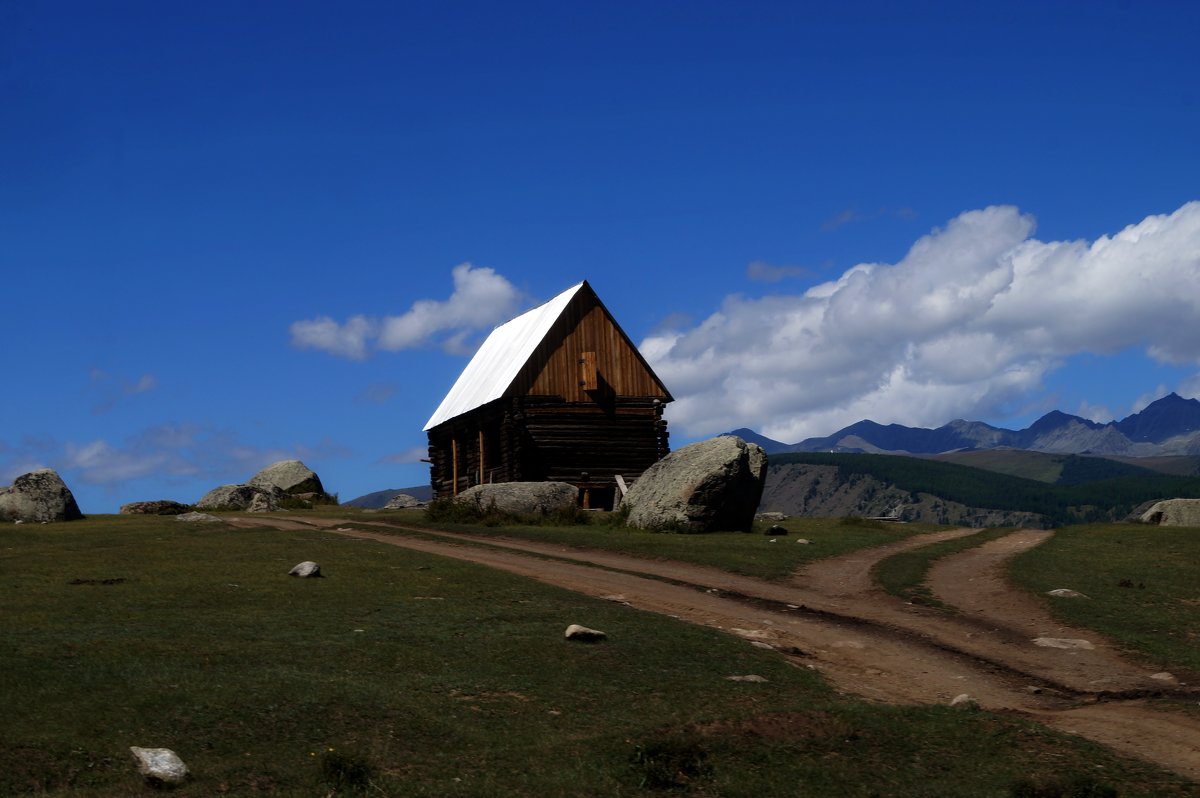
[426,282,672,504]
[512,290,670,402]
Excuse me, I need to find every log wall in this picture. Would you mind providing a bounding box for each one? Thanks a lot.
[427,396,669,507]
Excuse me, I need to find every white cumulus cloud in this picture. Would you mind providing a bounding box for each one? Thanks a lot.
[644,202,1200,442]
[290,263,522,359]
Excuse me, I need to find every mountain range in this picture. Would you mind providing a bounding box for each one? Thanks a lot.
[728,393,1200,458]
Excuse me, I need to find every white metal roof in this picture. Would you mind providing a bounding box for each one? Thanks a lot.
[423,282,585,431]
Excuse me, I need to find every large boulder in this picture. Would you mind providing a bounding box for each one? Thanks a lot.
[195,483,282,511]
[0,469,84,523]
[383,493,423,509]
[246,491,278,513]
[454,482,578,516]
[120,500,191,515]
[248,460,325,496]
[623,436,767,532]
[1139,499,1200,526]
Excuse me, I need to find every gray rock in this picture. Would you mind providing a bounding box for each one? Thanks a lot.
[246,491,278,513]
[129,746,189,786]
[725,674,769,683]
[950,693,978,708]
[455,482,578,516]
[383,493,423,509]
[196,483,282,511]
[0,469,83,523]
[756,511,788,522]
[1047,588,1088,599]
[1033,637,1095,650]
[564,623,606,642]
[249,459,325,496]
[119,500,191,515]
[289,561,322,578]
[766,524,788,536]
[1139,498,1200,526]
[622,436,767,532]
[795,538,812,545]
[175,511,222,523]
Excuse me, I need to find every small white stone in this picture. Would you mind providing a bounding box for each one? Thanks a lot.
[950,693,978,708]
[1047,588,1088,599]
[726,674,768,683]
[289,561,322,578]
[1150,672,1177,682]
[130,747,189,786]
[795,538,812,544]
[564,624,606,642]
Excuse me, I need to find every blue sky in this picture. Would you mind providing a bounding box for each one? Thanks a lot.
[3,1,1199,512]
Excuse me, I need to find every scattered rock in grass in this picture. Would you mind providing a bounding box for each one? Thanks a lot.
[1047,588,1089,599]
[768,538,777,543]
[246,491,277,513]
[950,693,978,708]
[564,624,606,642]
[750,641,775,650]
[795,538,812,545]
[756,512,788,522]
[289,561,323,578]
[1032,637,1095,650]
[383,493,423,509]
[119,500,191,515]
[1150,672,1177,683]
[765,525,787,536]
[129,746,189,786]
[725,674,768,683]
[175,511,222,523]
[0,468,84,523]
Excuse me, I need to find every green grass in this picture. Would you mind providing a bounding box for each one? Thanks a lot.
[361,509,935,581]
[2,515,1195,796]
[1007,523,1200,673]
[873,527,1016,608]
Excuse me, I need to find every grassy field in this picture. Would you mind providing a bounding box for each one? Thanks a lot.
[2,515,1196,796]
[1007,523,1200,674]
[355,509,933,581]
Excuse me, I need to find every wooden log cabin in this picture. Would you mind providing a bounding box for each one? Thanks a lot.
[423,280,672,509]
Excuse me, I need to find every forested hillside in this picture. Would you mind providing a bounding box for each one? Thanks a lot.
[766,452,1200,526]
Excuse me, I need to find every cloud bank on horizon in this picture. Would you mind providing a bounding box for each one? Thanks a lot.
[287,201,1200,447]
[642,201,1200,443]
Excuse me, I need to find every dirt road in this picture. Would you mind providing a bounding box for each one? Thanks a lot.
[233,515,1200,781]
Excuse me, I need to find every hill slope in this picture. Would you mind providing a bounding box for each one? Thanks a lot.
[761,452,1200,527]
